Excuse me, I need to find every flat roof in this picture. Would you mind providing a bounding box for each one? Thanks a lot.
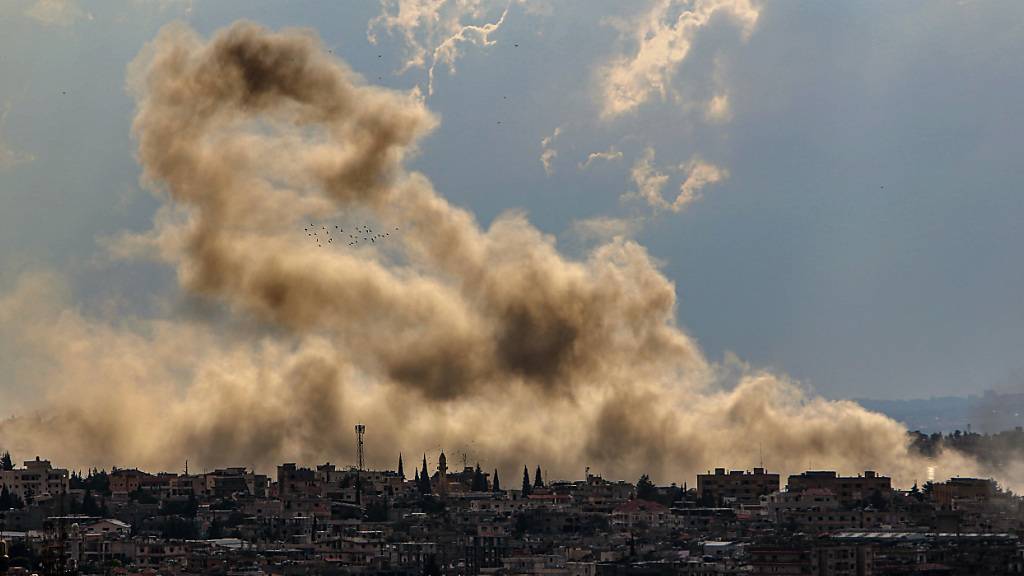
[831,531,1016,541]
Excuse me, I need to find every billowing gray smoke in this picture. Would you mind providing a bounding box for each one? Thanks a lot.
[0,22,996,488]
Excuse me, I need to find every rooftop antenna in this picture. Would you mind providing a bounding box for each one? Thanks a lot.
[355,424,366,471]
[759,443,764,469]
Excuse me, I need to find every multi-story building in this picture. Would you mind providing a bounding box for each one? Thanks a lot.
[552,475,634,513]
[205,467,269,498]
[696,468,779,506]
[0,457,69,502]
[786,471,891,506]
[339,532,385,565]
[931,477,995,508]
[830,531,1020,575]
[387,541,438,568]
[749,541,874,576]
[465,522,508,573]
[764,488,840,524]
[167,474,206,499]
[610,499,670,529]
[276,463,320,499]
[109,469,153,496]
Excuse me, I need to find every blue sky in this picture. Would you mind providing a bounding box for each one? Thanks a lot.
[2,0,1023,402]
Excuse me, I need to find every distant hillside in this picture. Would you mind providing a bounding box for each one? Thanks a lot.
[853,392,1024,434]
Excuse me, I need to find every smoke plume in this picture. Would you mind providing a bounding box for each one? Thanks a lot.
[0,21,1000,488]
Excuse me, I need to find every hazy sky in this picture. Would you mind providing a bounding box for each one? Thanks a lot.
[2,0,1023,403]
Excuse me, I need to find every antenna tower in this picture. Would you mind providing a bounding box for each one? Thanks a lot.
[355,424,366,470]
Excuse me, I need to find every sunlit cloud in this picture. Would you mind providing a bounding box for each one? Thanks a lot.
[675,156,727,211]
[128,0,195,16]
[23,0,93,27]
[539,125,562,176]
[369,0,511,95]
[578,145,623,170]
[627,147,727,213]
[599,0,759,118]
[0,102,35,170]
[570,215,641,242]
[705,92,731,122]
[428,4,508,95]
[629,147,671,209]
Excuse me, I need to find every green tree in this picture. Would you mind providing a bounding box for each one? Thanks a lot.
[92,469,111,495]
[419,455,432,495]
[0,451,13,471]
[365,498,389,522]
[0,485,24,509]
[521,466,532,496]
[160,516,198,539]
[636,474,656,501]
[82,490,102,516]
[471,464,487,491]
[909,483,924,502]
[533,466,544,488]
[492,469,501,492]
[130,487,157,505]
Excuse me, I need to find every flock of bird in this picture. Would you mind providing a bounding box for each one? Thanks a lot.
[301,45,525,249]
[305,223,397,248]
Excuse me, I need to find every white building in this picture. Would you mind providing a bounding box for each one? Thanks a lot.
[85,519,132,537]
[0,457,70,503]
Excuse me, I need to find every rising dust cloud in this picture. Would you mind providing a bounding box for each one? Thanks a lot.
[0,22,999,488]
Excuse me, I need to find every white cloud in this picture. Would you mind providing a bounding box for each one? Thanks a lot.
[0,102,34,170]
[539,125,562,176]
[129,0,195,15]
[570,215,641,241]
[578,145,623,170]
[369,0,510,95]
[24,0,92,27]
[705,92,731,122]
[428,4,508,95]
[674,157,727,211]
[629,147,670,210]
[600,0,759,118]
[369,0,452,72]
[627,147,726,212]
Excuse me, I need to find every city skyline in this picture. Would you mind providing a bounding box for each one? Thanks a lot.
[4,3,1024,574]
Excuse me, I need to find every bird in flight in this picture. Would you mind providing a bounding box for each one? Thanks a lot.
[306,221,400,248]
